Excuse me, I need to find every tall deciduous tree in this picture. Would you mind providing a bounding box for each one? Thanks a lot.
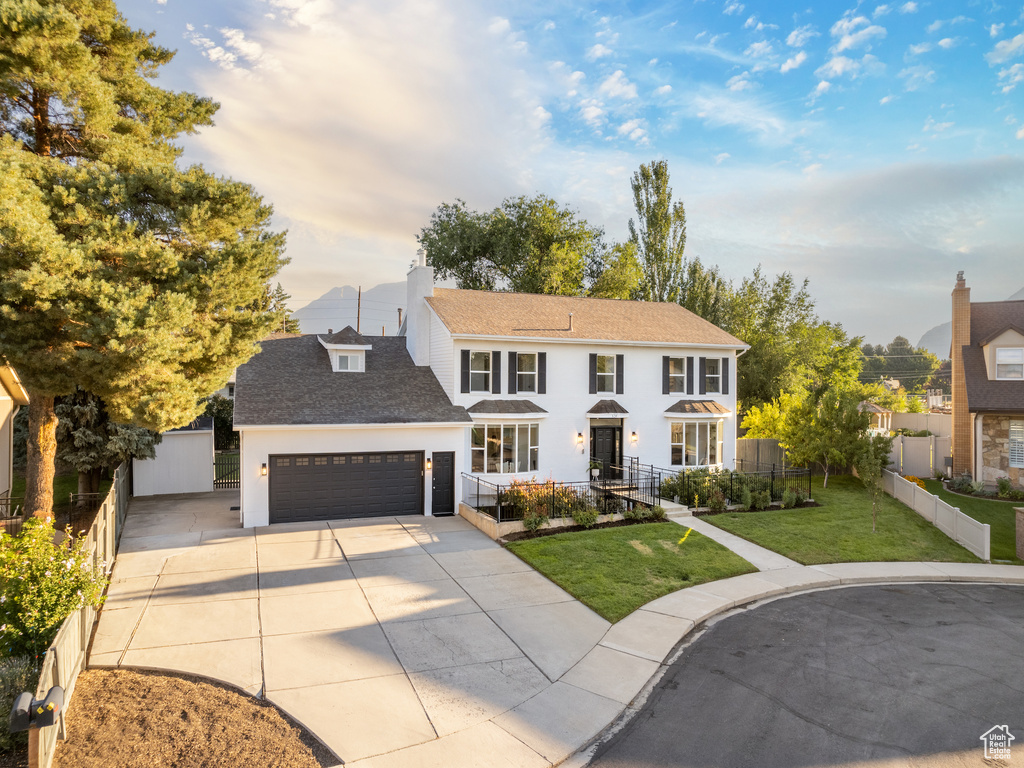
[0,0,287,517]
[860,336,940,393]
[418,195,605,295]
[628,160,686,303]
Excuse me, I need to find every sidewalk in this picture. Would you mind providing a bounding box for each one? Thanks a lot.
[90,493,1024,768]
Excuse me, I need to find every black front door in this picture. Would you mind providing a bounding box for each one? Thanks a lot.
[591,427,621,479]
[431,451,456,515]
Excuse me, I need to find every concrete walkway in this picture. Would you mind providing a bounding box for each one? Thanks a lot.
[90,493,1024,768]
[669,516,802,571]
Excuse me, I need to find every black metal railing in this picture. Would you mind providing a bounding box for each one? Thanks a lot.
[215,451,240,489]
[656,464,812,508]
[1,496,25,536]
[462,471,657,523]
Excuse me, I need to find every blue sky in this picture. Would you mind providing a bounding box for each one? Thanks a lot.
[120,0,1024,345]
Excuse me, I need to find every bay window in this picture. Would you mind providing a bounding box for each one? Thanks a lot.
[471,423,539,473]
[670,420,723,467]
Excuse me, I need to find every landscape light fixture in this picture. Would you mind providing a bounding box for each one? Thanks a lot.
[260,463,267,476]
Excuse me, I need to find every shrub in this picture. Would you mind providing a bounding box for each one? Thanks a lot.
[622,503,641,521]
[752,490,771,511]
[997,476,1013,498]
[602,495,624,517]
[789,485,808,505]
[969,480,986,495]
[781,487,797,509]
[0,518,107,659]
[572,505,598,529]
[739,486,753,511]
[903,475,927,490]
[521,507,548,533]
[708,489,727,513]
[949,473,973,493]
[649,505,667,521]
[0,656,35,751]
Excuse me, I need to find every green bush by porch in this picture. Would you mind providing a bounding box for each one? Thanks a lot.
[706,475,981,565]
[506,522,757,623]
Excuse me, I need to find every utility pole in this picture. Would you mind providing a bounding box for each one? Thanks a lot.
[356,285,361,333]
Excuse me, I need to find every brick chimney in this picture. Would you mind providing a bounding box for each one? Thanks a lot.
[951,271,972,476]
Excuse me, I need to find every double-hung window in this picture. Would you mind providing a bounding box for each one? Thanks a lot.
[1011,421,1024,469]
[667,357,686,393]
[670,420,723,467]
[596,355,616,393]
[996,348,1024,380]
[470,351,491,392]
[471,423,539,473]
[517,353,537,393]
[703,358,721,394]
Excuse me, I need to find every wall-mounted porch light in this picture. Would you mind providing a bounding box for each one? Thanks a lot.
[576,432,584,445]
[425,457,432,470]
[630,431,638,444]
[260,463,268,476]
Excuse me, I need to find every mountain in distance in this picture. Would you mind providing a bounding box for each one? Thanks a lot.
[916,285,1024,359]
[292,282,406,336]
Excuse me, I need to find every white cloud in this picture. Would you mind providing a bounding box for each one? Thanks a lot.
[923,116,954,133]
[907,42,932,56]
[998,63,1024,93]
[927,16,970,33]
[488,17,511,35]
[812,80,832,96]
[744,15,778,32]
[830,15,887,53]
[744,15,757,29]
[723,2,744,16]
[714,152,731,164]
[579,99,606,125]
[1017,126,1024,140]
[654,84,673,95]
[781,51,807,73]
[937,38,958,50]
[586,43,613,60]
[880,94,894,104]
[803,163,822,175]
[899,2,918,13]
[263,0,334,30]
[816,54,884,80]
[727,72,756,91]
[745,41,773,57]
[874,5,891,17]
[599,70,638,99]
[899,65,937,90]
[787,24,819,47]
[616,119,648,143]
[987,34,1024,65]
[990,24,1005,38]
[541,20,555,31]
[688,89,799,142]
[926,19,942,33]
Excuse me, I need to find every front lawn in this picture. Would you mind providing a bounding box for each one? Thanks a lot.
[923,479,1024,564]
[705,475,980,566]
[506,522,757,623]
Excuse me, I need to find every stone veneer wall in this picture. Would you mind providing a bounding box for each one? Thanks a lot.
[979,414,1023,488]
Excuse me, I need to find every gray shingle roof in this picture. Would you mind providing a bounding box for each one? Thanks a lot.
[664,400,731,415]
[466,400,548,414]
[234,335,471,426]
[962,300,1024,414]
[320,326,370,346]
[426,288,747,346]
[587,399,629,415]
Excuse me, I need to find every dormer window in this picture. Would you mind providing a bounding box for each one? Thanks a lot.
[319,326,372,374]
[996,348,1023,379]
[333,353,363,372]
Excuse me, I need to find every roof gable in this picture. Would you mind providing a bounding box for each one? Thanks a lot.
[425,289,746,346]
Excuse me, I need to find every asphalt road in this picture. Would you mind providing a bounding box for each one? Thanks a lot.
[587,583,1024,768]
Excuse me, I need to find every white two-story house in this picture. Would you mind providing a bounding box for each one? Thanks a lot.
[234,255,747,527]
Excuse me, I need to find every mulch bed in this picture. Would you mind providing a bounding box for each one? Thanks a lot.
[500,516,659,543]
[49,668,336,768]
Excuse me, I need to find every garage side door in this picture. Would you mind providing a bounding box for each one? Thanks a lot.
[269,451,423,523]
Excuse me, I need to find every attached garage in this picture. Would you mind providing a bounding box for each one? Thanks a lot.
[268,451,423,523]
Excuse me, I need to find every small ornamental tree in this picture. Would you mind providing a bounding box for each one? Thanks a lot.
[782,389,870,488]
[855,433,895,533]
[0,519,107,658]
[0,0,287,517]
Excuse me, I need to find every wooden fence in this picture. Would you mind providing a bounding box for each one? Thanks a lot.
[28,462,129,768]
[884,470,990,561]
[735,438,788,471]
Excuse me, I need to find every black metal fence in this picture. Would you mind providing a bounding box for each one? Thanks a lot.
[462,469,659,524]
[1,496,25,536]
[657,464,812,508]
[215,451,240,489]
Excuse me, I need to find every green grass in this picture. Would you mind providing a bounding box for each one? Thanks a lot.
[705,475,980,566]
[506,522,757,623]
[923,479,1024,564]
[9,473,111,518]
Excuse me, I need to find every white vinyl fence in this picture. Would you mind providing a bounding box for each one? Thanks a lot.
[884,470,990,561]
[887,435,952,479]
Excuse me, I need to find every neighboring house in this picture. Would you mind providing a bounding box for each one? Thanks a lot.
[0,364,29,502]
[951,272,1024,488]
[858,401,893,436]
[234,254,747,527]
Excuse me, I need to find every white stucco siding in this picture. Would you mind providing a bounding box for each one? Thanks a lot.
[133,430,215,497]
[428,308,455,401]
[0,395,15,497]
[449,339,740,484]
[238,424,465,527]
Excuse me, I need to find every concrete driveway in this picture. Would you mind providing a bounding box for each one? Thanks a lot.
[90,492,648,767]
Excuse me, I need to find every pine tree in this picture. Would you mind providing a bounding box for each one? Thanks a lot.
[628,160,687,303]
[0,0,287,516]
